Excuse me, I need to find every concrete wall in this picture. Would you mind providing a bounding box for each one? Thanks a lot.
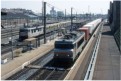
[112,1,120,33]
[119,2,121,53]
[108,1,113,24]
[108,1,121,52]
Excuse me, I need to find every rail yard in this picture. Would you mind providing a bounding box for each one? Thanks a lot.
[1,0,120,80]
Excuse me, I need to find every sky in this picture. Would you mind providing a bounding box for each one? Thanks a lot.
[1,0,113,14]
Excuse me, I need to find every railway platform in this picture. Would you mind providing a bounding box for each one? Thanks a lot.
[92,24,120,80]
[1,39,55,80]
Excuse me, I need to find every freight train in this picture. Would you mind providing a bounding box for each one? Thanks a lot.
[54,18,102,62]
[19,21,71,41]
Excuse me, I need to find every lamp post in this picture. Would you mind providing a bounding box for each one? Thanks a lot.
[71,7,73,31]
[65,9,66,20]
[9,20,14,59]
[10,21,17,60]
[43,2,46,44]
[9,36,14,59]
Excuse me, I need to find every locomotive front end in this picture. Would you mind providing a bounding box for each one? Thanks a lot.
[54,41,74,62]
[19,28,29,41]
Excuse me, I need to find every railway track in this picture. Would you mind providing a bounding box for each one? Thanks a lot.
[1,31,19,38]
[64,21,104,80]
[1,20,61,34]
[6,49,70,80]
[27,68,68,80]
[1,31,56,55]
[1,28,19,33]
[6,50,54,80]
[1,20,86,39]
[1,46,14,55]
[4,21,87,80]
[1,21,65,39]
[1,29,56,39]
[45,69,68,80]
[1,42,23,55]
[26,58,70,80]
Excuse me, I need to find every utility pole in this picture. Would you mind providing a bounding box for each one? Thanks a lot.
[10,21,14,60]
[88,5,90,14]
[43,2,46,44]
[76,12,77,21]
[65,9,66,20]
[88,5,91,20]
[42,1,44,25]
[83,11,85,19]
[71,7,73,31]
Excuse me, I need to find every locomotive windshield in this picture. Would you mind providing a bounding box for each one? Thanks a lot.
[55,43,74,49]
[20,29,28,32]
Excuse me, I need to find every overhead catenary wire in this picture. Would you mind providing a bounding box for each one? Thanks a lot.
[42,1,80,21]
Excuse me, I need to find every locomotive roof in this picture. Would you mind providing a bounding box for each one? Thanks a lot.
[56,31,84,43]
[20,20,71,30]
[20,25,43,30]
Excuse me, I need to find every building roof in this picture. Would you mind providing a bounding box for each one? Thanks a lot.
[1,12,7,15]
[1,12,39,20]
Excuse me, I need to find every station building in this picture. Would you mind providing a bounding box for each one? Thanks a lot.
[1,8,40,28]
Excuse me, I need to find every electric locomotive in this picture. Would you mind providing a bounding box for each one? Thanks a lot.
[54,31,85,62]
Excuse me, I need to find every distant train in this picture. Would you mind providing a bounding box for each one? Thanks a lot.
[83,19,102,35]
[54,18,102,62]
[19,21,71,41]
[19,25,43,40]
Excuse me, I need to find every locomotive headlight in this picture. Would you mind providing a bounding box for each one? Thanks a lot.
[56,54,58,56]
[71,49,74,52]
[67,54,70,57]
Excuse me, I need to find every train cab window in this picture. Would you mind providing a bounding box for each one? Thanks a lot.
[53,26,55,29]
[34,29,36,32]
[57,25,59,28]
[47,27,50,30]
[20,29,28,32]
[39,28,42,31]
[55,43,74,49]
[55,25,57,28]
[31,29,34,33]
[28,30,30,32]
[54,26,56,29]
[77,37,84,48]
[37,29,39,31]
[40,28,42,30]
[51,26,54,29]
